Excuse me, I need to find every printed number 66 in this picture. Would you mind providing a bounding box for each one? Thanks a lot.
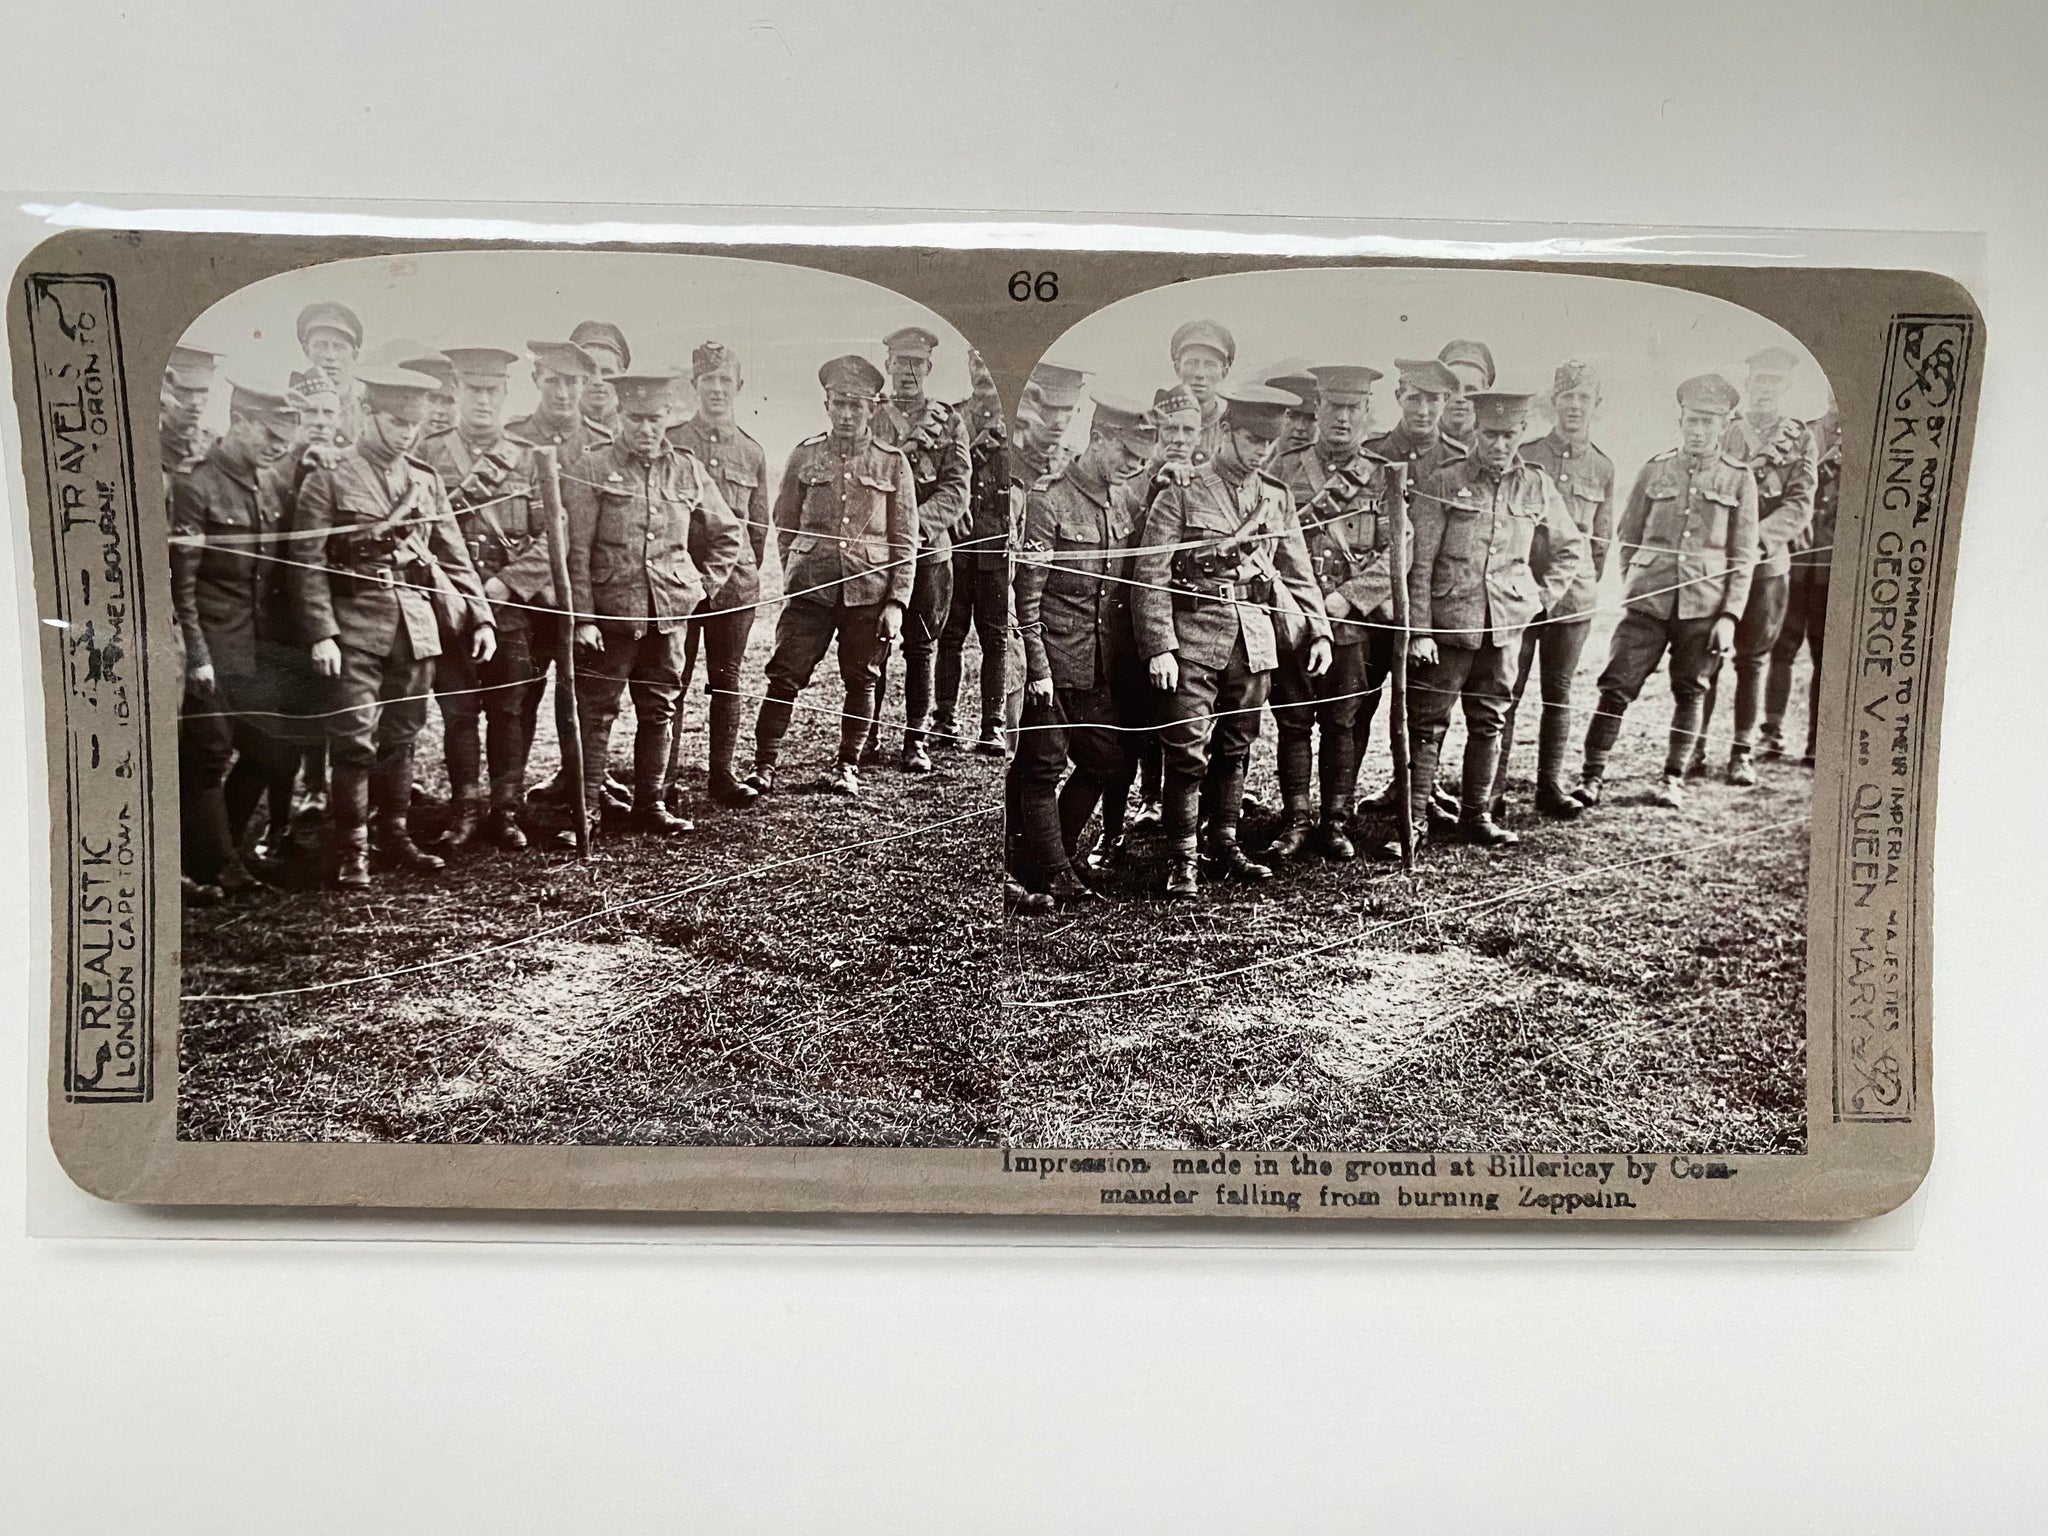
[1008,270,1059,302]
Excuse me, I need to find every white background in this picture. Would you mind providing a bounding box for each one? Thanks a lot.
[4,2,2045,1530]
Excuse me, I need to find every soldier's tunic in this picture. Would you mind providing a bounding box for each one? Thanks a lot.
[665,415,771,769]
[1765,414,1839,756]
[563,437,745,801]
[1009,455,1135,881]
[754,431,918,768]
[1586,447,1760,779]
[1706,411,1817,755]
[420,429,552,808]
[871,393,973,744]
[937,399,1013,737]
[1132,458,1329,784]
[1495,429,1616,799]
[1363,421,1468,486]
[1270,441,1401,800]
[1193,397,1228,463]
[287,437,492,780]
[170,440,306,881]
[1407,455,1587,814]
[506,410,611,459]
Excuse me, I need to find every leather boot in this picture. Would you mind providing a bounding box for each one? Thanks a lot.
[705,691,759,807]
[1534,705,1582,818]
[440,793,486,851]
[1204,756,1272,882]
[1726,747,1758,787]
[630,724,692,834]
[372,751,444,873]
[840,684,876,772]
[1161,774,1203,899]
[486,784,529,850]
[1457,735,1519,847]
[1315,728,1357,859]
[1005,877,1055,917]
[328,765,371,888]
[1268,732,1316,858]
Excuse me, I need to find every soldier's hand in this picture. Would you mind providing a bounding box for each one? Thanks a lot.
[1026,676,1054,704]
[876,601,904,645]
[1148,652,1179,692]
[309,639,342,679]
[1710,615,1738,657]
[190,662,216,693]
[471,625,497,663]
[1304,637,1333,679]
[575,622,603,651]
[1409,637,1439,667]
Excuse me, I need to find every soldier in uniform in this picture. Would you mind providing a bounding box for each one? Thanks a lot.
[665,341,771,809]
[1169,319,1236,461]
[507,339,609,456]
[1575,374,1759,811]
[1263,369,1320,461]
[1009,394,1159,904]
[172,380,306,894]
[287,367,496,888]
[748,356,917,799]
[160,344,219,498]
[1694,345,1818,785]
[1436,339,1495,450]
[1133,384,1331,899]
[1404,391,1588,850]
[932,348,1012,755]
[402,350,459,440]
[290,301,367,443]
[1268,364,1400,862]
[867,326,973,773]
[1087,382,1207,866]
[1762,394,1840,766]
[1495,359,1616,819]
[418,347,556,849]
[570,320,632,440]
[564,374,746,834]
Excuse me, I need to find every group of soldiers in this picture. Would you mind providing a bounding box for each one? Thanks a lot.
[165,300,1010,901]
[1000,321,1840,912]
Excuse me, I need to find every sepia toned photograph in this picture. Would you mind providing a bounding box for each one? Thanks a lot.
[162,249,1014,1145]
[999,266,1837,1156]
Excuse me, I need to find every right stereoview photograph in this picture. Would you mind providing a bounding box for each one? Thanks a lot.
[1000,265,1834,1154]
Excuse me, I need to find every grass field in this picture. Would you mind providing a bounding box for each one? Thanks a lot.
[179,595,1809,1155]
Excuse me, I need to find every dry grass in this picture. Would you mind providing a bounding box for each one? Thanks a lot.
[180,605,1809,1156]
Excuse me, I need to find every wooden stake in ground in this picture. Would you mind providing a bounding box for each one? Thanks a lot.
[534,447,590,859]
[1386,462,1415,874]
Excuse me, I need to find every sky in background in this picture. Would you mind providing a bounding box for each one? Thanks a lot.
[178,249,990,470]
[1044,265,1835,478]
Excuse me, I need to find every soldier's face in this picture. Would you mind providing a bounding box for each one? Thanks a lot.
[1227,423,1280,470]
[1284,410,1316,451]
[1099,433,1150,480]
[620,405,668,457]
[1679,407,1725,458]
[967,349,995,395]
[1746,371,1787,417]
[1441,392,1476,437]
[456,377,506,434]
[303,328,356,379]
[887,354,929,398]
[426,393,456,433]
[161,378,210,430]
[534,366,582,422]
[1157,410,1202,464]
[1316,392,1370,452]
[1474,424,1520,475]
[1553,384,1599,436]
[827,389,875,438]
[583,363,619,421]
[1175,346,1227,404]
[297,397,339,446]
[372,408,423,453]
[1026,397,1075,451]
[1397,385,1445,437]
[695,365,741,419]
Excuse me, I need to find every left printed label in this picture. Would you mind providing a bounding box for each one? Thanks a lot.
[27,272,157,1103]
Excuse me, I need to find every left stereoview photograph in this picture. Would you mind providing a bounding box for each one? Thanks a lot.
[128,249,1012,1145]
